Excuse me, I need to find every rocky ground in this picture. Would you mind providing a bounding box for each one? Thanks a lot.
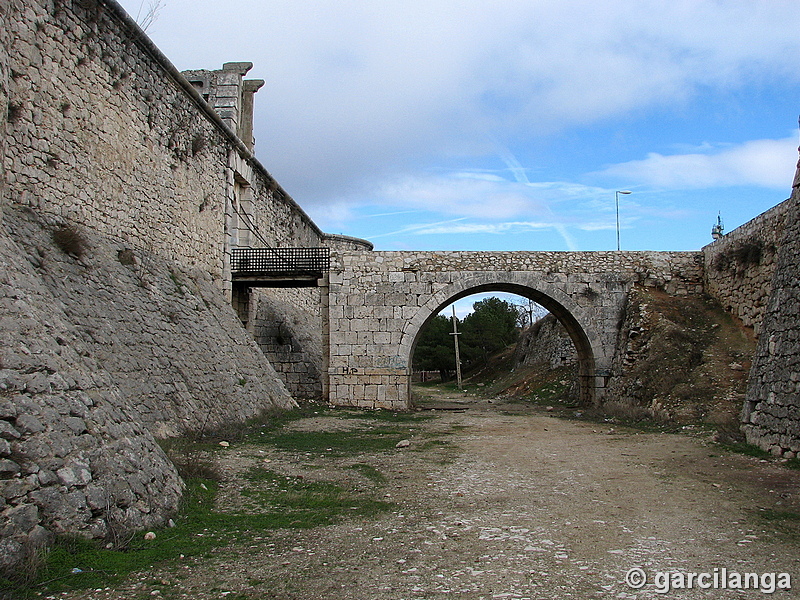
[46,389,800,600]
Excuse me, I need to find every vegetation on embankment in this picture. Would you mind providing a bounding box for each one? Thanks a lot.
[416,287,756,439]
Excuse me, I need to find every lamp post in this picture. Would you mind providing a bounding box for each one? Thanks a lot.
[615,190,631,251]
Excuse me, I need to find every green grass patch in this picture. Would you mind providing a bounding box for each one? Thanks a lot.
[6,468,391,598]
[241,467,393,525]
[338,409,433,423]
[759,509,800,522]
[3,480,220,596]
[719,441,773,459]
[252,427,406,456]
[414,439,450,451]
[756,508,800,543]
[784,457,800,470]
[523,378,575,405]
[347,463,387,484]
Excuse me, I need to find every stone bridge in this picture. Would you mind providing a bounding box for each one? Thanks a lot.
[322,250,704,409]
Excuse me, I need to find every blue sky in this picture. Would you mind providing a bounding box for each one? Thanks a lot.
[120,0,800,257]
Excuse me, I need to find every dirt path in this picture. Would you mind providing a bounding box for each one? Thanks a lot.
[60,391,799,599]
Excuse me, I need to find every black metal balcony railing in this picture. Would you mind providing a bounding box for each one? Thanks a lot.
[231,247,330,274]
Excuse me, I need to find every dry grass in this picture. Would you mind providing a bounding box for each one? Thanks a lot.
[52,225,88,257]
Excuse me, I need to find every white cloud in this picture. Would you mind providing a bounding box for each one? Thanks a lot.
[378,221,553,237]
[123,0,800,206]
[597,134,799,189]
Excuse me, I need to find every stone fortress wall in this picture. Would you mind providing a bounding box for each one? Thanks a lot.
[697,186,799,457]
[740,167,800,458]
[1,0,799,572]
[4,0,326,278]
[3,0,342,401]
[701,198,793,335]
[514,314,577,370]
[0,0,330,567]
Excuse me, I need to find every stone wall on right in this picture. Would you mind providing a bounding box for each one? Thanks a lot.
[702,198,792,335]
[742,164,800,457]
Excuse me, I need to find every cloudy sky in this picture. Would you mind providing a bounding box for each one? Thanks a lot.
[120,0,800,254]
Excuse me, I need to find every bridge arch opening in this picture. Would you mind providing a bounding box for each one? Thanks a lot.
[404,282,599,406]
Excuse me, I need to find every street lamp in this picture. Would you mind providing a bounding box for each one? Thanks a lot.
[615,190,632,251]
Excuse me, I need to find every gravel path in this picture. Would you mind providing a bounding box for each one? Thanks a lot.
[57,393,800,599]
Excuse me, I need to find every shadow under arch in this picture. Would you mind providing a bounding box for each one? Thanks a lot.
[400,279,602,406]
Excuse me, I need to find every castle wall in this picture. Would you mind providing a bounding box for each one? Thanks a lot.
[0,222,186,568]
[514,314,577,370]
[251,288,324,400]
[0,0,10,222]
[2,0,326,284]
[702,199,792,335]
[0,0,321,567]
[742,168,800,456]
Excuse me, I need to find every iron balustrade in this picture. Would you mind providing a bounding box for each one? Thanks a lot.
[231,247,330,275]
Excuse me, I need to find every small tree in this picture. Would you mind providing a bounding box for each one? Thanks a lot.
[413,315,456,382]
[461,297,520,367]
[511,298,549,328]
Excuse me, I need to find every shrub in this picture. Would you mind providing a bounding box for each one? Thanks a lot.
[52,225,88,257]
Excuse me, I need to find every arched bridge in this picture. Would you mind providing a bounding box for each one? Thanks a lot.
[323,250,703,409]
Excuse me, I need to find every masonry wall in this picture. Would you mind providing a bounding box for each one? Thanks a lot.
[702,199,792,335]
[0,221,187,568]
[5,0,228,273]
[2,0,326,283]
[514,314,577,370]
[247,237,373,399]
[0,0,9,222]
[327,250,703,409]
[252,287,324,399]
[0,0,326,569]
[743,170,800,456]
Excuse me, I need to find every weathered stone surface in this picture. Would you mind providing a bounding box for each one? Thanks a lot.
[0,422,20,441]
[0,460,20,476]
[252,290,324,400]
[0,539,22,569]
[326,250,704,408]
[15,413,45,434]
[0,504,38,538]
[703,199,792,335]
[743,162,800,454]
[56,463,92,488]
[514,314,577,370]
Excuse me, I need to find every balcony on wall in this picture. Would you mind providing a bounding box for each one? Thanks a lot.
[230,247,330,287]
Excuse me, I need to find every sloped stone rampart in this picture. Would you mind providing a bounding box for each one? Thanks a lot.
[5,207,295,435]
[514,314,576,370]
[0,206,296,570]
[0,227,183,569]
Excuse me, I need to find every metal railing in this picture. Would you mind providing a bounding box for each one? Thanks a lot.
[231,247,330,274]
